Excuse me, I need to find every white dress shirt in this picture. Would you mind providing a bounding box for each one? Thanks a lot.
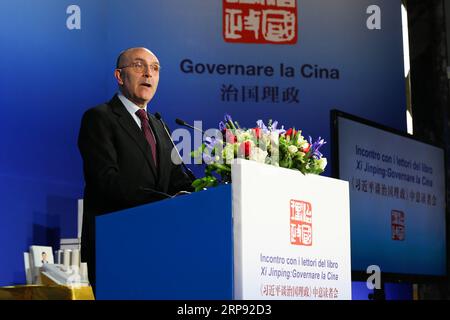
[117,92,148,130]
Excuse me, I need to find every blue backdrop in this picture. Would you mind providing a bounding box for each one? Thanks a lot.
[0,0,406,288]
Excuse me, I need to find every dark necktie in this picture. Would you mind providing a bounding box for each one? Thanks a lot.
[136,109,158,167]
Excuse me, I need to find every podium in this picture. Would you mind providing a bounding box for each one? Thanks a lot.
[96,160,351,300]
[96,184,233,299]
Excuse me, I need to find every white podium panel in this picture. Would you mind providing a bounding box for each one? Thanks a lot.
[232,159,351,300]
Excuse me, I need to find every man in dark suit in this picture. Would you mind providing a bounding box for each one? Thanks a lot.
[78,47,194,291]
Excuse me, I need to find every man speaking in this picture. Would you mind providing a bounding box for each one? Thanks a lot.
[78,47,194,290]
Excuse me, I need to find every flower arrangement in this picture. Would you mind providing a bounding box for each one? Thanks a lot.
[191,114,327,192]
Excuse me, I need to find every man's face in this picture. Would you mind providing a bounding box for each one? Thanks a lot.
[114,48,160,108]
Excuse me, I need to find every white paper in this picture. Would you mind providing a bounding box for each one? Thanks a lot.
[23,252,32,284]
[63,249,71,269]
[71,249,80,268]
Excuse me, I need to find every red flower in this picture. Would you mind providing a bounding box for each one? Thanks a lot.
[285,128,297,137]
[253,127,262,139]
[302,143,311,153]
[239,141,252,158]
[224,129,237,143]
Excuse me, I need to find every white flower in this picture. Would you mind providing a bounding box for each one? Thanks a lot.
[288,145,298,154]
[236,130,252,142]
[297,135,304,143]
[223,144,235,164]
[318,157,327,170]
[261,133,272,146]
[249,147,268,163]
[299,141,309,150]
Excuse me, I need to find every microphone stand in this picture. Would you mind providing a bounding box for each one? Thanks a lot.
[175,118,206,135]
[154,113,196,182]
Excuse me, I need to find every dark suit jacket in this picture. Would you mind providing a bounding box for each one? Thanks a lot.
[78,95,193,288]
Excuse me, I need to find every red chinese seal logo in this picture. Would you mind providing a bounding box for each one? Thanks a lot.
[391,210,405,241]
[223,0,298,44]
[290,199,312,246]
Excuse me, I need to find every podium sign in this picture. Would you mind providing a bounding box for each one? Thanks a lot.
[232,160,352,299]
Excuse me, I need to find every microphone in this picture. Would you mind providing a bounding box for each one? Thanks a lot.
[154,112,196,182]
[139,187,173,200]
[175,118,206,134]
[176,118,218,141]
